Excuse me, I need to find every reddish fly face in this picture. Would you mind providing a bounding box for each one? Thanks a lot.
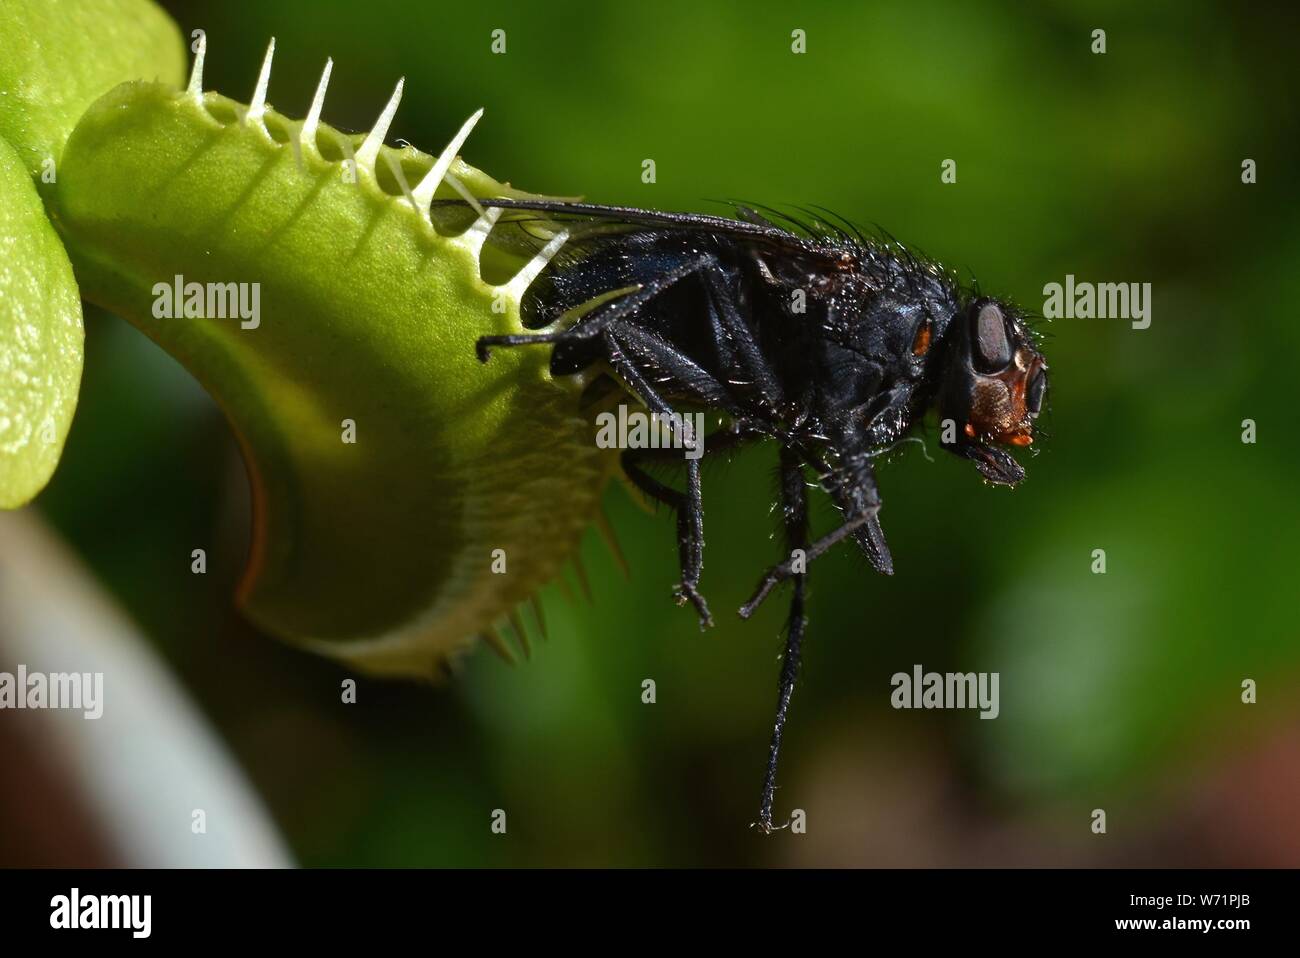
[968,300,1047,445]
[942,299,1048,483]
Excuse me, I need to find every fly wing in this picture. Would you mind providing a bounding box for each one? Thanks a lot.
[436,197,784,237]
[430,197,845,267]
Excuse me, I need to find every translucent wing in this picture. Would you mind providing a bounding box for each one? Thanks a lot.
[430,197,845,264]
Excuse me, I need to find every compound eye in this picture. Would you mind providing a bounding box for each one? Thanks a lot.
[973,303,1012,373]
[1026,367,1047,416]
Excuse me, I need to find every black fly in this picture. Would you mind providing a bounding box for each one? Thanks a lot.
[447,198,1049,833]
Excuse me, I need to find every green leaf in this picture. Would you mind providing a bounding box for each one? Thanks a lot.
[0,0,185,193]
[0,134,83,508]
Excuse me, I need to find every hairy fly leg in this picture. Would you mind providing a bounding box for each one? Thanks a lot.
[739,456,882,618]
[621,431,759,627]
[621,451,711,626]
[756,445,810,834]
[699,261,784,414]
[824,453,895,576]
[602,327,721,627]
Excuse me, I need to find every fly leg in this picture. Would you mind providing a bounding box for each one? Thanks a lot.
[609,299,817,828]
[738,458,882,618]
[738,506,874,619]
[755,445,810,834]
[825,454,894,576]
[621,452,711,626]
[621,430,759,626]
[602,326,727,627]
[699,264,784,414]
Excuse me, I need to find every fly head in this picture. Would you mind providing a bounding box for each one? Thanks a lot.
[938,298,1047,485]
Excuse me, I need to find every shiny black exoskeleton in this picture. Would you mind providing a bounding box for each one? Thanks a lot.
[458,198,1049,832]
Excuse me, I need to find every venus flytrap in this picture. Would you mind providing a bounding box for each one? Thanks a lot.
[52,41,621,676]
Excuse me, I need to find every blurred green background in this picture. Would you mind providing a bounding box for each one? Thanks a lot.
[25,0,1300,865]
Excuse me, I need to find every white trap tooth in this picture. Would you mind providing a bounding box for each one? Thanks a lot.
[505,229,569,301]
[461,206,503,260]
[356,77,404,172]
[187,31,207,101]
[444,172,486,218]
[300,57,333,152]
[381,151,417,207]
[412,108,484,214]
[246,37,276,127]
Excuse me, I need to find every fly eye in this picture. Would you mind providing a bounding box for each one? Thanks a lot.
[911,318,932,356]
[973,303,1012,373]
[1026,367,1047,416]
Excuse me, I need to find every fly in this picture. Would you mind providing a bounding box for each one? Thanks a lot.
[442,197,1050,833]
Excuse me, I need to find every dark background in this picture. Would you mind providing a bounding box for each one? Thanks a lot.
[23,0,1300,865]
